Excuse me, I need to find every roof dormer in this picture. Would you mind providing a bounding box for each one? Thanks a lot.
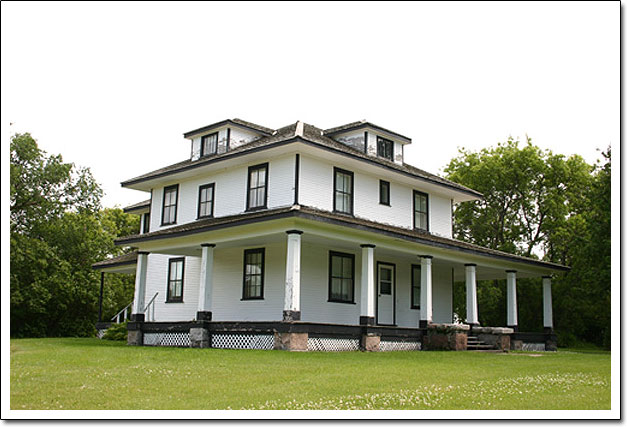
[183,119,275,161]
[323,121,411,165]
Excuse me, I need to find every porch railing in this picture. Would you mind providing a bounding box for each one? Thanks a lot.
[111,302,132,323]
[143,292,158,322]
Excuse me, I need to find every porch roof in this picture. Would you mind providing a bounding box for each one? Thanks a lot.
[92,251,138,273]
[114,205,569,272]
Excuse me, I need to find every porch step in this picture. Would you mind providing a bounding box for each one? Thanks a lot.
[466,335,497,351]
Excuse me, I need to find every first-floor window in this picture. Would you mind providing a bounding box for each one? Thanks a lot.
[243,248,265,299]
[411,264,421,309]
[167,258,185,302]
[328,251,355,303]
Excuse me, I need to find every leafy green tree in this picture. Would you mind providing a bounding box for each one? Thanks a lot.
[10,133,139,337]
[445,138,610,347]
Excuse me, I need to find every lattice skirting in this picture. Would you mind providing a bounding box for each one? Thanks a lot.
[522,342,546,352]
[143,332,191,347]
[307,337,360,351]
[380,339,421,351]
[212,334,274,350]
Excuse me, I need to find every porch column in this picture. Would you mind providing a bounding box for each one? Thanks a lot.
[98,271,105,322]
[196,243,216,321]
[419,255,433,328]
[359,244,376,325]
[506,270,518,331]
[283,230,303,321]
[465,264,479,326]
[542,276,553,332]
[131,251,149,321]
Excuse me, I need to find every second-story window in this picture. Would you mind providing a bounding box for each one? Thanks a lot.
[333,167,353,215]
[197,183,215,218]
[142,212,150,234]
[377,136,393,161]
[413,190,429,231]
[201,132,218,156]
[161,184,178,225]
[246,163,268,211]
[379,180,390,206]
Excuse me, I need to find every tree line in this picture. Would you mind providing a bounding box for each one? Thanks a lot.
[9,133,611,348]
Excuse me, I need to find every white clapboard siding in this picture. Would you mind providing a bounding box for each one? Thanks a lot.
[149,154,295,232]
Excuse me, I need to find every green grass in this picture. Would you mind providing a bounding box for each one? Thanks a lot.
[10,338,610,410]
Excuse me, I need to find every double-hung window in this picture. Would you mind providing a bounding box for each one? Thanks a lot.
[246,163,268,211]
[166,258,185,303]
[377,136,393,161]
[413,190,429,231]
[333,168,353,215]
[201,132,218,156]
[142,212,150,234]
[328,251,355,303]
[242,248,265,300]
[379,180,390,206]
[197,183,215,218]
[161,184,178,225]
[411,264,421,309]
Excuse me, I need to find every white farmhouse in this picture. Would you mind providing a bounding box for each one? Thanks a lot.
[94,119,567,351]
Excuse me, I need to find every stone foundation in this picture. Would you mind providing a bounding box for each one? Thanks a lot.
[423,323,469,351]
[511,339,523,351]
[474,326,514,351]
[360,334,381,352]
[127,329,143,346]
[273,332,308,351]
[189,327,210,348]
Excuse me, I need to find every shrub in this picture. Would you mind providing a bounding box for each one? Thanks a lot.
[102,322,128,341]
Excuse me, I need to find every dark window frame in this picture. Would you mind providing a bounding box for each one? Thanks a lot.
[246,163,269,211]
[166,257,185,303]
[197,183,215,219]
[379,180,390,206]
[411,264,421,309]
[242,248,265,300]
[377,136,394,161]
[413,190,429,231]
[333,167,354,216]
[161,184,179,226]
[376,261,397,326]
[200,131,219,157]
[327,251,356,304]
[142,212,150,234]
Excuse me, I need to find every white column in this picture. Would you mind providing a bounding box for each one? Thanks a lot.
[283,231,303,321]
[542,276,553,330]
[506,270,518,330]
[360,244,376,324]
[132,251,149,319]
[465,264,479,325]
[197,244,215,320]
[420,256,433,327]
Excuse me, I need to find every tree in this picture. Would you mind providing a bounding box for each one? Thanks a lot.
[10,133,139,337]
[445,138,610,347]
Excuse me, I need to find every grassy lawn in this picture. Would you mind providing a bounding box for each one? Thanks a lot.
[10,338,610,410]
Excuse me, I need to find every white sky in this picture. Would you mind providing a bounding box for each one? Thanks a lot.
[1,1,619,208]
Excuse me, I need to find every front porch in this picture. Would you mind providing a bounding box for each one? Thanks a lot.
[103,211,564,351]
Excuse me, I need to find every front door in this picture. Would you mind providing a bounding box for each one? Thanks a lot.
[377,263,395,325]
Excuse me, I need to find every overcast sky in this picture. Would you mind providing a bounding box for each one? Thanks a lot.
[1,1,618,208]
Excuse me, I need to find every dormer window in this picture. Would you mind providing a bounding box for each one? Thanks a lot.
[201,132,218,156]
[377,136,393,161]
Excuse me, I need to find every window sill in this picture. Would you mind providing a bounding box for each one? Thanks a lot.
[332,210,354,217]
[241,297,264,301]
[161,222,177,226]
[245,206,267,213]
[165,300,184,304]
[197,215,214,220]
[327,299,356,305]
[379,203,391,207]
[410,306,421,310]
